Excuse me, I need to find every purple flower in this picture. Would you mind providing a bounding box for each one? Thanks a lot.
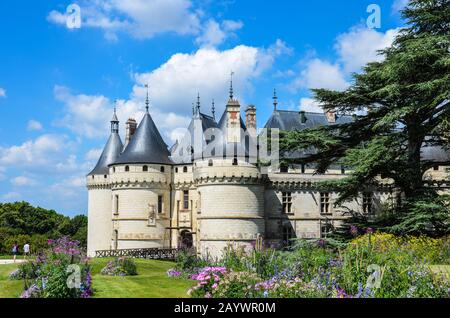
[350,225,358,237]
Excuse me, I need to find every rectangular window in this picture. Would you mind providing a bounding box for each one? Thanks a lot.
[363,192,374,215]
[282,192,292,214]
[157,195,163,214]
[433,165,439,171]
[301,164,305,174]
[183,190,189,210]
[320,192,331,214]
[114,195,119,215]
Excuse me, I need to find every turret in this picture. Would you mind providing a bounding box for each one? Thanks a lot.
[86,106,123,257]
[108,85,172,250]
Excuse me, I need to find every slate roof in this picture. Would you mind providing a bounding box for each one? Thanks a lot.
[264,110,353,130]
[88,133,123,176]
[113,112,172,165]
[170,112,219,163]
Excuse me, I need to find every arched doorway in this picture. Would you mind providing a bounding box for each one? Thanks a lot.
[180,230,193,249]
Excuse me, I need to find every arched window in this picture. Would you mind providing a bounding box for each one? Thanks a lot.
[183,166,188,173]
[208,159,213,167]
[143,165,148,172]
[160,166,165,173]
[175,167,178,173]
[125,166,130,172]
[104,175,107,179]
[232,157,238,166]
[112,167,116,173]
[91,175,94,179]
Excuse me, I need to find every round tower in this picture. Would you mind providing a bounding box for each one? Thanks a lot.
[109,90,173,250]
[86,108,123,257]
[194,87,265,259]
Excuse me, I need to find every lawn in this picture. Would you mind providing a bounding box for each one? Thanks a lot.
[0,258,193,298]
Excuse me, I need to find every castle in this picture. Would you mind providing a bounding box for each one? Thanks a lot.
[86,84,449,258]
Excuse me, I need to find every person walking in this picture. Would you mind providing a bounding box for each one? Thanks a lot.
[23,243,30,260]
[12,243,18,263]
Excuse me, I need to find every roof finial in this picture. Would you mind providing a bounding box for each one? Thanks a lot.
[273,88,278,111]
[192,102,195,116]
[229,71,234,100]
[196,93,201,115]
[111,99,119,133]
[145,84,149,112]
[212,99,216,120]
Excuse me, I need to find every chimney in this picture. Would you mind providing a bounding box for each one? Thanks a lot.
[245,105,257,137]
[325,110,336,123]
[299,111,306,124]
[125,118,137,147]
[226,98,241,143]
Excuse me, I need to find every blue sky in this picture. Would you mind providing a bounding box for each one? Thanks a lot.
[0,0,408,216]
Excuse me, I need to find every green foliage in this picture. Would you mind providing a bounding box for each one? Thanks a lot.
[100,257,138,276]
[0,201,87,254]
[280,0,450,236]
[391,194,450,236]
[175,249,209,274]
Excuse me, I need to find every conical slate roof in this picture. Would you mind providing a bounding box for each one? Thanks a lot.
[88,133,123,176]
[170,112,219,164]
[113,112,172,165]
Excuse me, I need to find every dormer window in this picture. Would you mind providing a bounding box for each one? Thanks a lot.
[143,165,148,172]
[125,166,130,172]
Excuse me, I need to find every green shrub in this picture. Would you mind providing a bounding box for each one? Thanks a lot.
[100,257,137,276]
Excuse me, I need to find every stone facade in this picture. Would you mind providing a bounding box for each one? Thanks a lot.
[86,93,449,258]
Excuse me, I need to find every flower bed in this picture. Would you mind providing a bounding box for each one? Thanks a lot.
[171,234,450,298]
[16,237,93,298]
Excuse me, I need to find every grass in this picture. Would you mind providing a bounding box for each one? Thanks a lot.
[0,258,193,298]
[0,264,24,298]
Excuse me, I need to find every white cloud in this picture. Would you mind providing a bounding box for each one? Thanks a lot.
[0,134,77,173]
[11,176,38,187]
[1,192,21,201]
[53,41,287,146]
[335,26,400,73]
[85,148,103,161]
[195,19,243,48]
[299,98,324,113]
[48,0,201,41]
[134,42,284,114]
[27,120,43,131]
[0,87,6,98]
[292,58,349,92]
[392,0,409,13]
[0,166,5,181]
[54,86,115,138]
